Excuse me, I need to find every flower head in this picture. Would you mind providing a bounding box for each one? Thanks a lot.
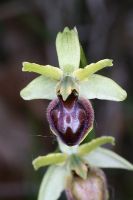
[20,27,127,145]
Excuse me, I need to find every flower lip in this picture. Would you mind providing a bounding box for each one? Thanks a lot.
[47,91,94,146]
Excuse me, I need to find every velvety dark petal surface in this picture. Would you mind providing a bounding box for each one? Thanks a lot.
[47,92,94,146]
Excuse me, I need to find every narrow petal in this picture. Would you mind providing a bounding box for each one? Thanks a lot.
[20,75,57,100]
[73,59,113,81]
[22,62,63,81]
[79,74,127,101]
[78,136,115,157]
[32,153,67,170]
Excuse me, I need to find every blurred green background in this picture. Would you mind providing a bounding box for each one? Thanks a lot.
[0,0,133,199]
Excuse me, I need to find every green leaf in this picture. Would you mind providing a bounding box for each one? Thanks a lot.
[20,75,57,100]
[84,147,133,170]
[22,62,63,81]
[56,27,80,72]
[78,136,115,157]
[73,59,113,80]
[38,165,69,200]
[32,153,67,170]
[79,74,127,101]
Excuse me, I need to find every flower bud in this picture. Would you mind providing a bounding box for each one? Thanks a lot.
[47,91,94,146]
[66,168,109,200]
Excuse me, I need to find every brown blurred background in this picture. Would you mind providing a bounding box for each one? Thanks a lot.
[0,0,133,199]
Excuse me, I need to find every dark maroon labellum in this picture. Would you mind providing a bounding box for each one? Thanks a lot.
[47,92,94,146]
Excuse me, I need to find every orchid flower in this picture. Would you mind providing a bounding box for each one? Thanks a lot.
[20,27,132,200]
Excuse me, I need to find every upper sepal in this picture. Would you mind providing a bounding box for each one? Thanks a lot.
[56,27,80,73]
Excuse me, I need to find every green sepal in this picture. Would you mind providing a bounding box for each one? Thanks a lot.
[32,153,67,170]
[78,136,115,157]
[79,74,127,101]
[38,165,69,200]
[22,62,63,80]
[56,27,80,72]
[20,75,57,100]
[84,147,133,170]
[73,59,113,81]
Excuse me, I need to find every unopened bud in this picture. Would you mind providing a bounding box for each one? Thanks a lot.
[66,167,109,200]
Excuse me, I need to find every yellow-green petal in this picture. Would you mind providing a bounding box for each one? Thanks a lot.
[32,153,67,170]
[78,136,115,157]
[73,59,113,81]
[22,62,63,81]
